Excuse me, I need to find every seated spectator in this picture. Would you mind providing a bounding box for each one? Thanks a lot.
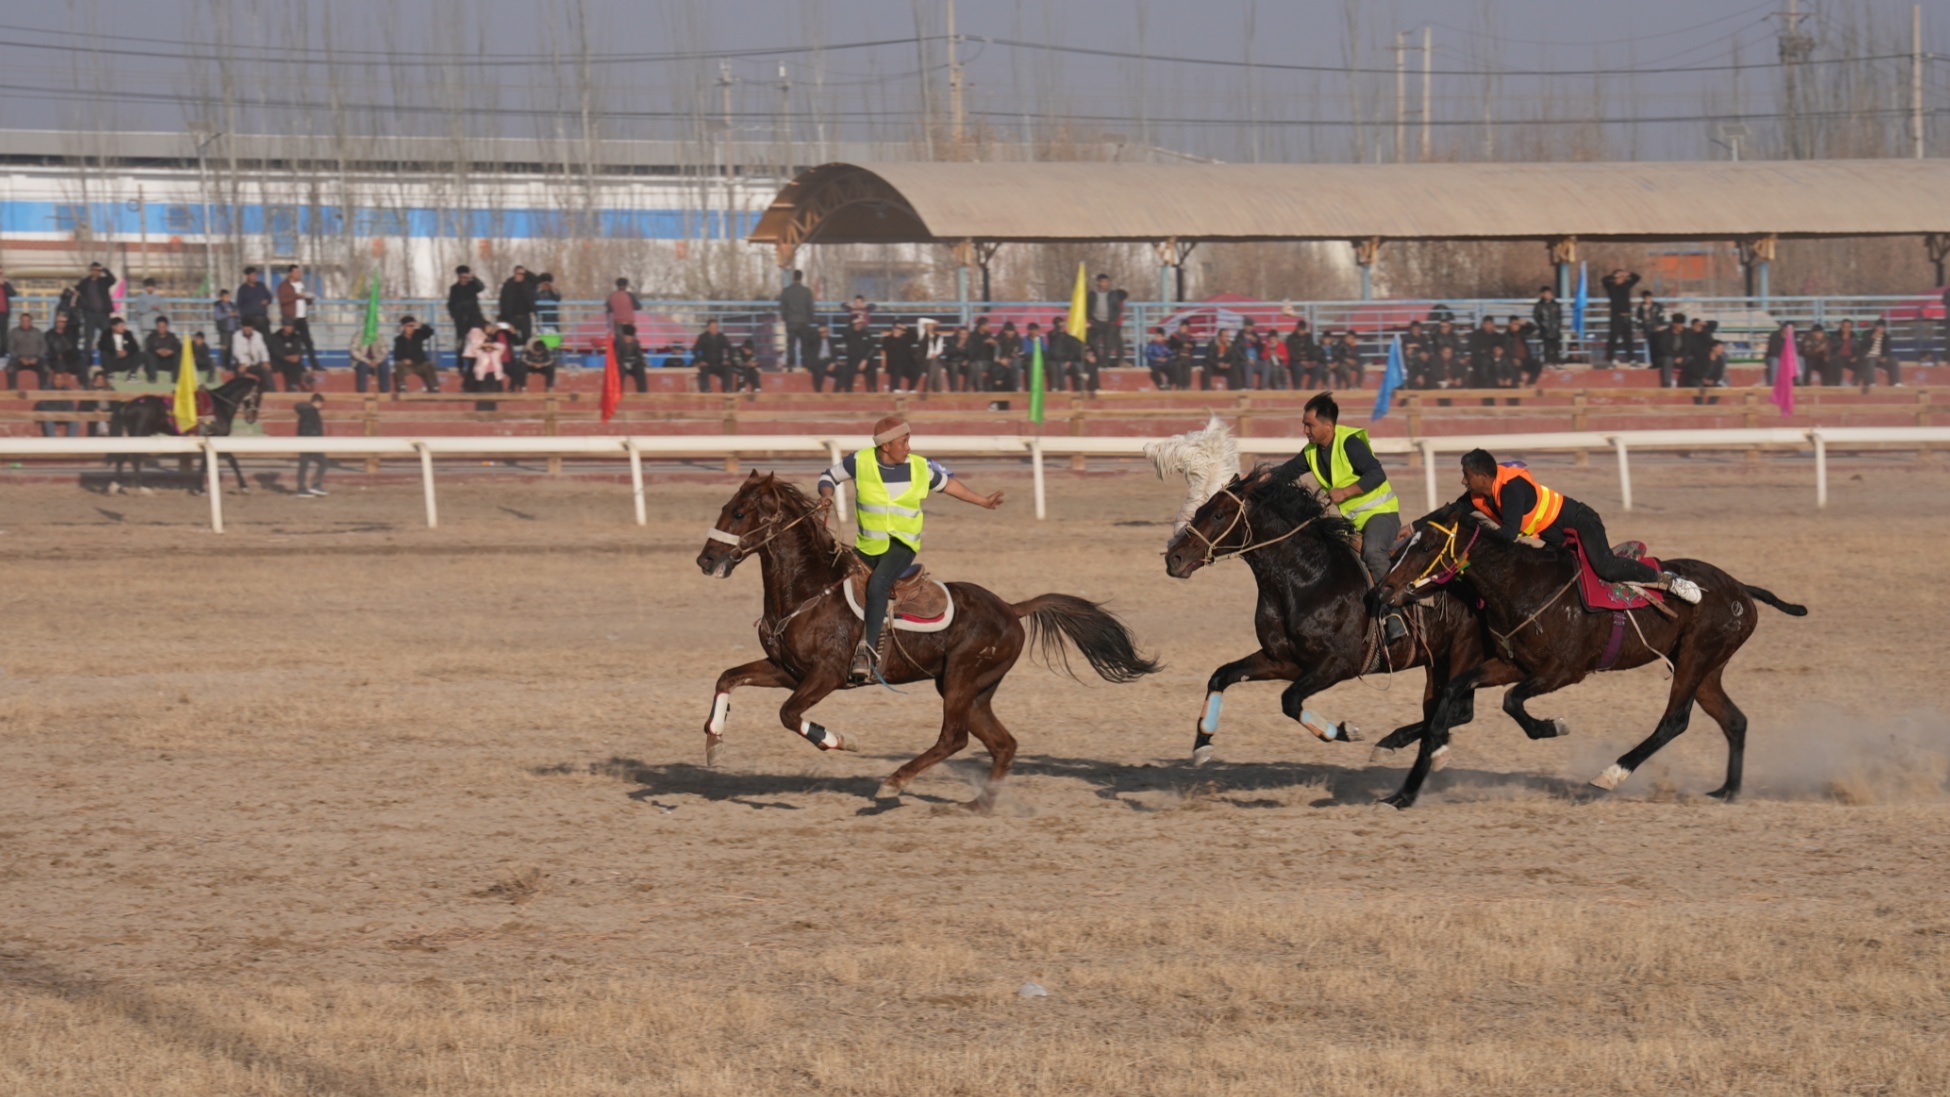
[392,316,439,393]
[45,313,82,384]
[231,319,275,390]
[350,335,391,395]
[267,318,312,392]
[189,332,216,383]
[520,340,557,391]
[1144,327,1174,390]
[1331,331,1364,389]
[731,338,762,392]
[7,312,48,390]
[99,317,143,381]
[1857,319,1899,390]
[144,317,183,384]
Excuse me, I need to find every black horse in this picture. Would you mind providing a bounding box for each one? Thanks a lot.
[1375,499,1808,808]
[107,375,261,495]
[1163,466,1523,770]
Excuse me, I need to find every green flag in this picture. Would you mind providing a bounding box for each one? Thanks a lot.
[196,272,212,297]
[1028,339,1046,425]
[360,272,382,347]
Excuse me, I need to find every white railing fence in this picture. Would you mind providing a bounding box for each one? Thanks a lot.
[2,427,1942,534]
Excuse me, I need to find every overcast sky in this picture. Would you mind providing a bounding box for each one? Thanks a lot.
[2,0,1942,162]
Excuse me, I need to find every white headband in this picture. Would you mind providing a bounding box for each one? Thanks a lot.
[872,422,911,445]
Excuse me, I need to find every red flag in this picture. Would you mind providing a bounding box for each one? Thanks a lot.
[600,333,622,423]
[1771,323,1797,416]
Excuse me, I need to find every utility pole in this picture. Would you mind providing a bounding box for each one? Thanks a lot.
[1421,25,1433,161]
[1394,31,1406,163]
[947,0,965,147]
[719,60,736,239]
[1913,4,1926,160]
[1773,0,1815,158]
[776,63,792,178]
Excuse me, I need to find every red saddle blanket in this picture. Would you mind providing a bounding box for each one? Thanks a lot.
[1563,531,1664,612]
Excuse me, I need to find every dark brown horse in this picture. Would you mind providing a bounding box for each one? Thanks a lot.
[695,472,1159,811]
[1163,466,1522,771]
[1375,499,1808,808]
[107,375,262,495]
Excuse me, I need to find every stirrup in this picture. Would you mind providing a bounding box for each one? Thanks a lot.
[848,641,876,684]
[1382,612,1408,643]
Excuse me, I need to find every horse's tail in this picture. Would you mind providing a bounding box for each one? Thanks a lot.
[1743,584,1809,617]
[1012,594,1161,684]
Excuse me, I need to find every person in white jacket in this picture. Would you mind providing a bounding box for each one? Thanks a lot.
[231,320,273,390]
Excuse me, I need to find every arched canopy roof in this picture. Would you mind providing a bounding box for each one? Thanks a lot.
[748,159,1950,255]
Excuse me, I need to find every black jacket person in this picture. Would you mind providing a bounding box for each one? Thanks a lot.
[1458,449,1700,604]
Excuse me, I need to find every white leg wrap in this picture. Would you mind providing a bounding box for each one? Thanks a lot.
[1199,692,1223,735]
[1590,763,1633,791]
[707,693,730,736]
[1300,709,1340,742]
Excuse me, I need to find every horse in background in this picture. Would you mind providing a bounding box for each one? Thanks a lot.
[107,375,261,495]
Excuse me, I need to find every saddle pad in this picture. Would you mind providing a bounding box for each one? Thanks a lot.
[842,576,956,633]
[1564,531,1664,612]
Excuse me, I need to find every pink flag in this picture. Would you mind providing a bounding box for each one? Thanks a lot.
[1771,324,1797,416]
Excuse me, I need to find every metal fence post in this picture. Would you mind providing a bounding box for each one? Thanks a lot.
[1812,430,1828,508]
[625,438,646,526]
[204,438,224,533]
[1030,438,1047,520]
[414,441,438,528]
[1612,436,1633,511]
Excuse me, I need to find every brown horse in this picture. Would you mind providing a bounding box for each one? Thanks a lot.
[1374,499,1808,808]
[695,472,1159,811]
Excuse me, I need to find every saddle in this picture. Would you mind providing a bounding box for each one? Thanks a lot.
[1563,531,1664,612]
[841,557,955,633]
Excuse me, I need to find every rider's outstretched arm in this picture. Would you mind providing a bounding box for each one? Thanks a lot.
[941,478,1004,510]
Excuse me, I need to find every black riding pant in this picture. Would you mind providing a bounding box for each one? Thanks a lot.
[1550,500,1659,585]
[856,539,918,653]
[1356,510,1401,586]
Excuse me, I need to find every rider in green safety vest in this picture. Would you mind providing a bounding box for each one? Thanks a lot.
[818,414,1005,683]
[1274,391,1409,641]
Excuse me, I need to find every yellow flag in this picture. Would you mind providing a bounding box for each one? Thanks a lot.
[172,345,199,434]
[1066,262,1089,342]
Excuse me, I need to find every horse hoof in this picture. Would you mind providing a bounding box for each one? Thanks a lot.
[136,486,155,497]
[705,735,723,767]
[1705,786,1738,802]
[1340,722,1364,744]
[1379,792,1414,810]
[1368,744,1397,765]
[1590,763,1632,792]
[1430,744,1451,773]
[835,733,860,753]
[1191,744,1214,768]
[874,781,902,802]
[1551,718,1572,738]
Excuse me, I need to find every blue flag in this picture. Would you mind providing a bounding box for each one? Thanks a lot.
[1372,334,1406,421]
[1572,261,1589,344]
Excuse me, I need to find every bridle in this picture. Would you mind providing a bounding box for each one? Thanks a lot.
[1177,484,1322,567]
[1402,519,1479,594]
[704,490,834,564]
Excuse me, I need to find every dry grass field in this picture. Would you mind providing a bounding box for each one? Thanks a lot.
[2,457,1947,1096]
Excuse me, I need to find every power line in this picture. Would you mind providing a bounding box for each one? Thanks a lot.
[1426,3,1777,49]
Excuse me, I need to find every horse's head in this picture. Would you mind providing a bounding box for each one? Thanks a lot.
[1375,500,1476,610]
[697,472,784,578]
[1163,466,1271,579]
[1144,415,1240,533]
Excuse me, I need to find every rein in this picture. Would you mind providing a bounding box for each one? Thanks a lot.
[707,496,834,562]
[1182,486,1323,566]
[1408,519,1582,661]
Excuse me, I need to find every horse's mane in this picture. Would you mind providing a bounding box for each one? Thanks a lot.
[1243,465,1357,547]
[763,477,842,556]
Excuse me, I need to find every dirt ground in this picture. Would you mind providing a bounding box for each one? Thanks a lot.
[2,456,1947,1096]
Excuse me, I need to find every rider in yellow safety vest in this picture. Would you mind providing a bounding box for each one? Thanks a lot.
[1275,391,1409,641]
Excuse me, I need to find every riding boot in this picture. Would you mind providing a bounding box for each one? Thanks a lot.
[848,640,876,685]
[1660,571,1703,605]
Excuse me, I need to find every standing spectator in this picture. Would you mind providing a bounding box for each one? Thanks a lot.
[350,333,391,395]
[1505,316,1539,385]
[232,319,274,390]
[965,317,997,392]
[1086,273,1128,366]
[692,319,732,392]
[144,317,182,384]
[54,285,82,339]
[126,277,165,337]
[1284,320,1322,389]
[845,294,875,328]
[497,266,536,343]
[0,265,14,361]
[446,266,487,371]
[994,321,1023,391]
[1144,327,1174,390]
[7,311,47,389]
[883,321,920,393]
[392,316,439,394]
[777,269,817,371]
[1531,287,1564,366]
[213,288,241,374]
[1831,319,1860,389]
[1600,268,1641,364]
[1634,290,1665,364]
[614,323,649,393]
[235,266,273,342]
[605,277,640,342]
[806,323,835,393]
[293,394,328,497]
[267,318,312,392]
[98,317,142,381]
[532,272,561,334]
[1859,319,1900,389]
[1330,331,1364,389]
[189,332,215,383]
[45,313,81,385]
[837,314,875,393]
[1653,314,1685,388]
[520,339,558,391]
[76,262,119,365]
[1763,321,1790,386]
